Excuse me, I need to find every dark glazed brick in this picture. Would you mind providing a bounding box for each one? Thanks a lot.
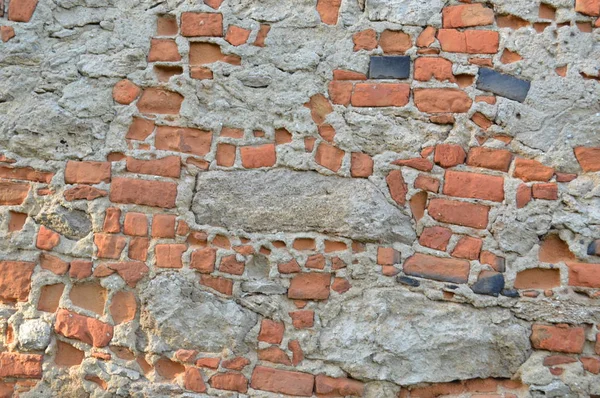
[369,56,410,79]
[397,276,420,287]
[471,272,505,297]
[501,289,519,298]
[588,240,599,256]
[476,68,531,102]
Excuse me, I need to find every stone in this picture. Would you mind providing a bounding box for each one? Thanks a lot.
[476,68,531,103]
[139,273,257,352]
[314,288,531,385]
[18,319,52,351]
[192,170,416,243]
[368,56,410,79]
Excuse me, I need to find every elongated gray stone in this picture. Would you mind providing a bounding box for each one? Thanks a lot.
[192,170,415,243]
[312,288,531,385]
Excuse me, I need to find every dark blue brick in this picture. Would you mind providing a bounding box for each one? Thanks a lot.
[471,272,505,297]
[501,289,519,298]
[369,56,410,79]
[476,68,531,103]
[397,276,420,287]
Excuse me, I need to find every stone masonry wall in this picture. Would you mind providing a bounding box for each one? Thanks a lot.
[1,0,600,396]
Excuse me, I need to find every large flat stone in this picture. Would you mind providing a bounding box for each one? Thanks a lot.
[192,170,415,243]
[139,273,257,353]
[311,288,531,385]
[366,0,445,25]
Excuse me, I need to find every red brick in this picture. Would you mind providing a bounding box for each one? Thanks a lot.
[240,144,276,168]
[434,144,466,168]
[128,237,148,261]
[190,248,217,273]
[225,25,250,46]
[327,81,352,107]
[0,165,53,183]
[110,290,136,324]
[404,253,470,284]
[250,366,314,396]
[419,226,453,251]
[200,275,233,295]
[324,240,347,252]
[353,29,377,51]
[258,319,284,344]
[288,273,331,300]
[68,259,92,279]
[350,152,373,178]
[106,261,149,287]
[110,177,177,208]
[275,128,292,145]
[55,309,114,347]
[531,324,585,353]
[181,12,223,37]
[451,236,482,260]
[0,181,30,205]
[467,147,512,172]
[0,353,42,378]
[414,174,440,192]
[567,262,600,288]
[377,247,401,265]
[289,340,304,366]
[220,357,249,371]
[290,310,314,329]
[126,156,180,178]
[112,79,141,105]
[410,191,428,222]
[555,172,577,182]
[209,372,248,393]
[185,367,207,393]
[39,253,68,275]
[148,38,181,62]
[95,233,127,259]
[576,0,600,16]
[443,170,504,202]
[379,30,412,54]
[126,117,155,141]
[351,83,410,107]
[278,259,301,274]
[428,198,489,229]
[417,26,437,47]
[532,183,558,200]
[414,88,472,113]
[64,185,107,201]
[155,244,186,268]
[123,212,148,236]
[438,29,499,54]
[333,69,367,80]
[155,126,212,156]
[293,238,313,250]
[0,261,34,302]
[253,24,271,47]
[516,184,532,208]
[581,356,600,374]
[386,169,408,206]
[137,88,183,114]
[196,357,220,369]
[219,254,245,275]
[442,4,494,28]
[514,268,561,289]
[305,93,333,125]
[315,375,365,397]
[37,283,64,313]
[306,254,325,270]
[316,142,344,172]
[574,147,600,172]
[36,225,60,251]
[414,57,454,82]
[151,214,176,238]
[216,143,236,167]
[65,161,110,184]
[258,347,291,365]
[392,157,434,172]
[513,158,554,182]
[318,124,335,143]
[317,0,342,25]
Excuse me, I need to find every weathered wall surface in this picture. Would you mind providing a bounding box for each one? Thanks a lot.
[1,0,600,396]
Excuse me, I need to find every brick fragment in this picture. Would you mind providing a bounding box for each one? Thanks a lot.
[185,367,207,393]
[137,88,183,114]
[350,152,373,178]
[240,144,276,168]
[513,158,554,182]
[0,353,42,378]
[451,236,482,260]
[574,147,600,172]
[315,375,364,397]
[438,29,499,54]
[8,0,38,22]
[250,366,314,396]
[258,347,291,365]
[514,268,561,289]
[55,309,114,347]
[576,0,600,16]
[353,29,377,51]
[1,26,15,42]
[36,225,60,251]
[189,42,241,65]
[69,260,93,279]
[0,181,30,205]
[467,147,512,172]
[155,126,212,156]
[200,275,233,295]
[316,142,344,172]
[414,88,472,113]
[222,357,250,370]
[148,38,181,62]
[305,93,333,125]
[414,174,440,192]
[288,273,331,300]
[414,57,454,82]
[209,372,248,393]
[151,214,176,238]
[181,12,223,37]
[37,283,64,312]
[290,310,314,329]
[386,169,407,206]
[417,26,436,47]
[403,253,470,284]
[443,170,505,202]
[112,80,141,105]
[106,261,149,287]
[419,226,453,251]
[532,183,558,200]
[531,324,585,353]
[317,0,342,25]
[0,261,34,302]
[442,4,494,28]
[225,25,250,46]
[434,144,466,167]
[392,157,434,172]
[379,30,412,54]
[155,244,186,268]
[253,24,271,47]
[567,262,600,288]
